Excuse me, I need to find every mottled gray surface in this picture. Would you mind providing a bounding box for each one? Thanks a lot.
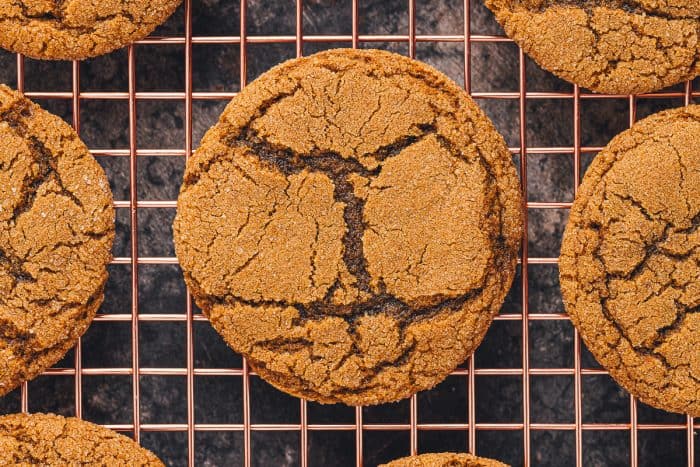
[0,0,697,466]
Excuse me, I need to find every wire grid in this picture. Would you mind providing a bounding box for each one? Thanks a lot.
[4,0,699,465]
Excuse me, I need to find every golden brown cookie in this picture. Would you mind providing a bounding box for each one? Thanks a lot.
[174,49,522,405]
[0,413,163,465]
[381,452,508,467]
[0,0,182,60]
[484,0,700,94]
[560,104,700,416]
[0,85,114,396]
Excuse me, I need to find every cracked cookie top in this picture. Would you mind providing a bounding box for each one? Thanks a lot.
[0,0,182,60]
[560,104,700,416]
[484,0,700,94]
[174,49,522,405]
[0,85,114,396]
[381,452,508,467]
[0,413,163,465]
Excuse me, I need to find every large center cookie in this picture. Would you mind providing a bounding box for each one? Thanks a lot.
[484,0,700,94]
[0,413,163,465]
[0,0,182,60]
[0,85,114,396]
[560,105,700,416]
[174,49,523,405]
[381,452,508,467]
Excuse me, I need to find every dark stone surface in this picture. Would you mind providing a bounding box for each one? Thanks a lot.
[0,0,695,466]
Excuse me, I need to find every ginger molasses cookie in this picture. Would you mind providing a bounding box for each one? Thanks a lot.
[0,413,163,465]
[560,104,700,416]
[0,85,114,396]
[0,0,182,60]
[381,452,508,467]
[484,0,700,94]
[174,49,523,405]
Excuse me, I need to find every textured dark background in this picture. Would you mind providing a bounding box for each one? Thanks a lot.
[0,1,697,466]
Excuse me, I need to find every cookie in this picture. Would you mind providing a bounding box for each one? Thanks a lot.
[0,413,163,465]
[560,104,700,416]
[381,452,508,467]
[174,49,523,405]
[483,0,700,94]
[0,85,114,396]
[0,0,182,60]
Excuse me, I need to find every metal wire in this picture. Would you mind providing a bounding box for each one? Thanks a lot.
[9,0,698,466]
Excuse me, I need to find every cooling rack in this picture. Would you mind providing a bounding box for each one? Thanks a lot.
[0,0,697,465]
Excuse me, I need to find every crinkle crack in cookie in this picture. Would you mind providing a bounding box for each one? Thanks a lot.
[381,452,509,467]
[0,0,182,60]
[560,104,700,416]
[484,0,700,94]
[0,413,163,465]
[0,85,114,396]
[174,49,523,405]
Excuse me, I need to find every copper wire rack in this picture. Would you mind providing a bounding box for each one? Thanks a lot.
[0,0,698,466]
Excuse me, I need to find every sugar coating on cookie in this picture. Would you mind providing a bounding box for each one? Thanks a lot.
[484,0,700,94]
[0,1,182,60]
[174,49,523,405]
[381,452,509,467]
[0,413,163,465]
[560,104,700,416]
[0,85,114,396]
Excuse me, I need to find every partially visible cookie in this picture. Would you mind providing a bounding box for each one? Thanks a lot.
[484,0,700,94]
[0,413,163,465]
[560,104,700,416]
[0,85,114,396]
[381,452,508,467]
[0,1,182,60]
[174,49,523,405]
